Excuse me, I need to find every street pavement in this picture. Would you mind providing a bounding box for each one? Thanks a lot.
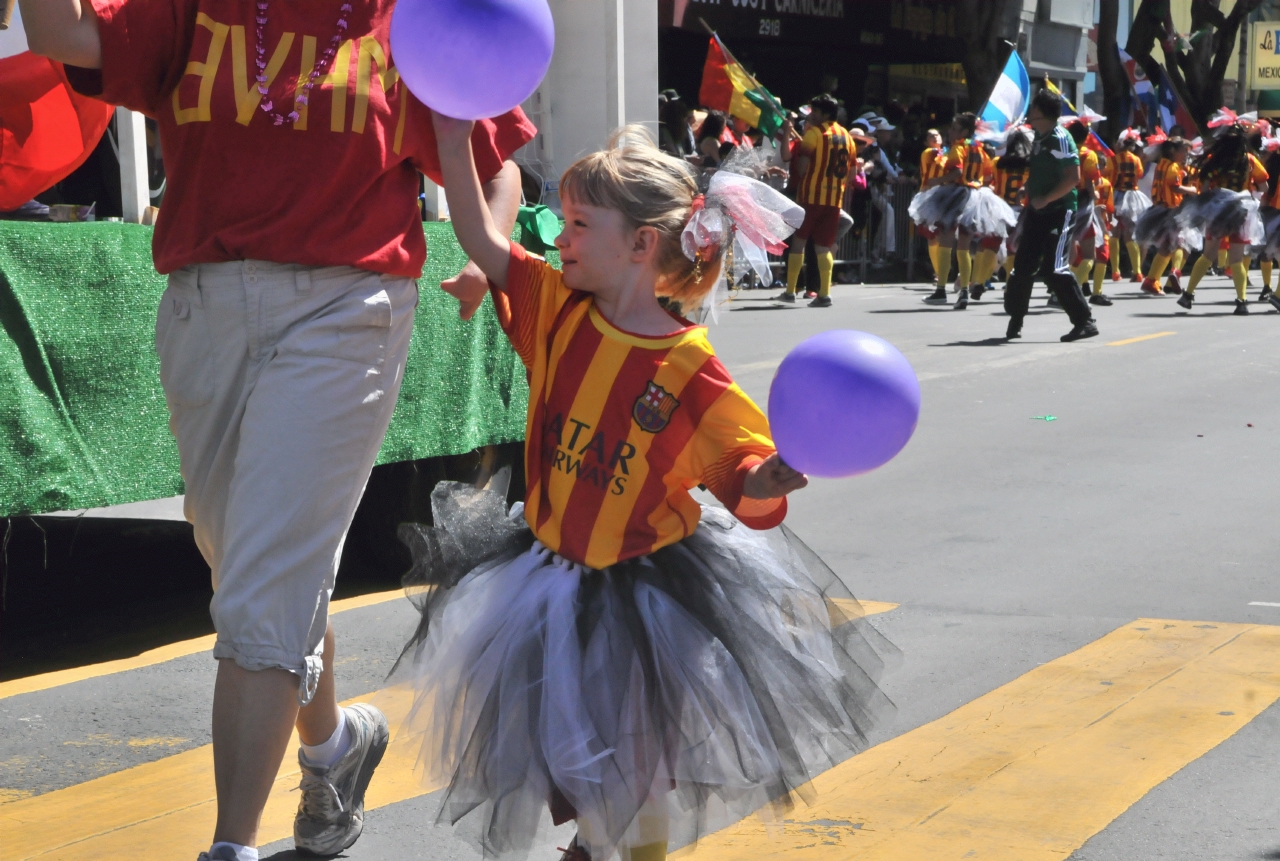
[3,272,1279,861]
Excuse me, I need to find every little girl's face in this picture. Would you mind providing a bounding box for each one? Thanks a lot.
[555,198,636,292]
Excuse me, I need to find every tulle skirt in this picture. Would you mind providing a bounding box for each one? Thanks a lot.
[1134,203,1201,254]
[1070,203,1105,249]
[908,184,1017,238]
[1258,206,1280,261]
[396,479,896,861]
[1177,188,1263,245]
[1114,189,1152,231]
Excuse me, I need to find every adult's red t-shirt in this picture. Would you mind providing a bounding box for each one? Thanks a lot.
[66,0,537,277]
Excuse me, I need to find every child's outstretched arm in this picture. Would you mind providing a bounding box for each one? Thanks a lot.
[432,114,515,291]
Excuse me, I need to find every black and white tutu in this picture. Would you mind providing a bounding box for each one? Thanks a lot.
[1257,206,1280,261]
[395,478,896,861]
[1134,203,1201,254]
[1113,188,1152,231]
[1069,201,1105,250]
[1177,188,1263,244]
[908,183,1017,238]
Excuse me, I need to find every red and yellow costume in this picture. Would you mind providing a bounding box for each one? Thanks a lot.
[495,244,784,569]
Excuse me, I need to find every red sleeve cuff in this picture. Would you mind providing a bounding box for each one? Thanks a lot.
[725,455,788,530]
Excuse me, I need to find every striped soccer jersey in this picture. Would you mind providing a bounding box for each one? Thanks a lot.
[798,121,855,206]
[919,146,947,185]
[1151,159,1187,207]
[1204,151,1267,192]
[491,243,785,570]
[944,140,991,189]
[1114,151,1144,191]
[993,165,1029,205]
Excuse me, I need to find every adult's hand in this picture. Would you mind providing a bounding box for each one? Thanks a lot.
[1029,195,1048,210]
[441,261,489,321]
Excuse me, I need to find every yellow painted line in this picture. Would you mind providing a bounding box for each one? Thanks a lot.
[672,619,1280,861]
[1,603,900,858]
[1106,331,1176,347]
[0,588,406,701]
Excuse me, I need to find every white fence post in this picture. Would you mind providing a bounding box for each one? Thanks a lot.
[115,107,148,224]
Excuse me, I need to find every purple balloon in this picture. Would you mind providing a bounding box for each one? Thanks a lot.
[391,0,555,121]
[768,330,920,478]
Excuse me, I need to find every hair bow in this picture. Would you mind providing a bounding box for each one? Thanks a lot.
[681,172,804,322]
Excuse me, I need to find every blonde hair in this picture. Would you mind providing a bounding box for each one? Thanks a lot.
[559,125,724,309]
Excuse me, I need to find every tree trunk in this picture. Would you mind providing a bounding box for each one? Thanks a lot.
[1127,0,1262,132]
[956,0,1015,112]
[1096,0,1127,145]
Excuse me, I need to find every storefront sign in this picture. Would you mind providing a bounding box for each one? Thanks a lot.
[1248,22,1280,90]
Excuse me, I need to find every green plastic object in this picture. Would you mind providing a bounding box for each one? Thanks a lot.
[516,204,563,254]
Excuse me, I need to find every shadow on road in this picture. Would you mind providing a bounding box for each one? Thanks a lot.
[927,338,1012,347]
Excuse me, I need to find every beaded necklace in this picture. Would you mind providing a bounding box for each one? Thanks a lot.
[254,0,354,126]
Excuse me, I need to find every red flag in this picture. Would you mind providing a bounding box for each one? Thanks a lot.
[0,52,114,211]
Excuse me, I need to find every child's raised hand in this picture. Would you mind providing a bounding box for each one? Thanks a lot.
[743,452,808,499]
[431,112,475,146]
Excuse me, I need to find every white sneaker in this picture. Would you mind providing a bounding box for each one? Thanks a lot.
[293,703,389,856]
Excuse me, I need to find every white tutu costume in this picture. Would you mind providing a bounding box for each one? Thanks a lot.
[1113,188,1152,232]
[394,168,894,861]
[397,481,894,860]
[1177,188,1263,245]
[1257,205,1280,262]
[908,182,1017,239]
[1134,202,1202,254]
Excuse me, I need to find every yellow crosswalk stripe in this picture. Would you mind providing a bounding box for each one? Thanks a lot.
[0,589,408,700]
[9,614,1274,861]
[672,619,1280,860]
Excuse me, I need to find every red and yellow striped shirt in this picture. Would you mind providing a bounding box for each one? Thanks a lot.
[944,140,991,189]
[1151,158,1187,207]
[491,243,784,569]
[993,165,1029,205]
[1114,151,1144,191]
[919,146,947,185]
[799,121,855,206]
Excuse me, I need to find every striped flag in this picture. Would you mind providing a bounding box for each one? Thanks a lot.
[698,35,785,136]
[979,50,1030,132]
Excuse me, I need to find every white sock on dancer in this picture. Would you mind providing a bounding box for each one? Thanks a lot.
[208,842,258,861]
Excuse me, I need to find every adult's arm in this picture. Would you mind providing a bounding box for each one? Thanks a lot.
[1030,163,1080,210]
[19,0,101,68]
[441,159,522,319]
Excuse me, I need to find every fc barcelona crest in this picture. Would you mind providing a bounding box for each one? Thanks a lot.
[633,380,680,433]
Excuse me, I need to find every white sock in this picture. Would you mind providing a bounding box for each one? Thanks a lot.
[209,842,258,861]
[300,709,350,767]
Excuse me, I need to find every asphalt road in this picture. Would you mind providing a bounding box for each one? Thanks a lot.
[3,272,1278,861]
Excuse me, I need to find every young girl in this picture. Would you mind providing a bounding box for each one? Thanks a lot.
[1177,114,1268,314]
[1112,130,1152,282]
[910,113,1017,310]
[398,119,894,861]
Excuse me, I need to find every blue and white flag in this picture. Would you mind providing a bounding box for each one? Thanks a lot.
[980,51,1030,132]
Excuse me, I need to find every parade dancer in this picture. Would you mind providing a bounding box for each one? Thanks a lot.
[1253,132,1280,305]
[910,112,1017,309]
[414,119,894,861]
[1114,129,1153,285]
[1003,89,1099,342]
[992,127,1032,283]
[1063,120,1107,306]
[1089,156,1117,304]
[1135,133,1196,295]
[1177,110,1268,314]
[916,128,949,287]
[19,1,536,860]
[777,94,855,307]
